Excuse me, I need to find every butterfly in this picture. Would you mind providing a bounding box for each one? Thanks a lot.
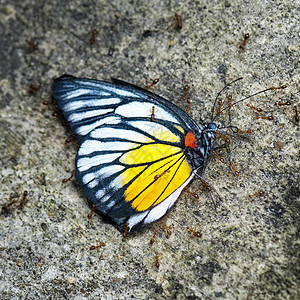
[52,74,278,233]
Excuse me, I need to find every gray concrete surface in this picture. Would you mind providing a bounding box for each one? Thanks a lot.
[0,0,299,299]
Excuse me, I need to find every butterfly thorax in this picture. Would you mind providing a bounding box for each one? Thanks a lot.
[185,122,217,170]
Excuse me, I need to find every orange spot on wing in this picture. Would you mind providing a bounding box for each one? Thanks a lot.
[185,132,197,149]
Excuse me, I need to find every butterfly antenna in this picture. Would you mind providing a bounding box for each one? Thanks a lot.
[212,85,287,122]
[211,77,243,122]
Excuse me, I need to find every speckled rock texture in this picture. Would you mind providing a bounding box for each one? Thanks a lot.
[0,1,299,299]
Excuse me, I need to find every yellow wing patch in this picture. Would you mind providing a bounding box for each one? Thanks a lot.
[120,143,192,212]
[120,143,180,165]
[175,124,185,133]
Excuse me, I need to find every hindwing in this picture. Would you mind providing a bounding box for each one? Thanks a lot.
[76,118,194,231]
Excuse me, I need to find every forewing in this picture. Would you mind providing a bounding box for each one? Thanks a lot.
[51,74,192,139]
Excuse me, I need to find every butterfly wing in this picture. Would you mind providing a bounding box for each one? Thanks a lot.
[77,118,194,232]
[52,75,200,232]
[52,74,200,139]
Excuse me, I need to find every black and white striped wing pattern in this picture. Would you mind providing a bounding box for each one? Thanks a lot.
[52,75,199,139]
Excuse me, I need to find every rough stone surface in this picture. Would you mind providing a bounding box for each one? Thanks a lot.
[0,0,299,299]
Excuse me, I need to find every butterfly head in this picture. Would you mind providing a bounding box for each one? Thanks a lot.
[203,121,217,143]
[197,122,217,156]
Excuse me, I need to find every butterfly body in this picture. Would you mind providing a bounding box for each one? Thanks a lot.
[52,75,216,232]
